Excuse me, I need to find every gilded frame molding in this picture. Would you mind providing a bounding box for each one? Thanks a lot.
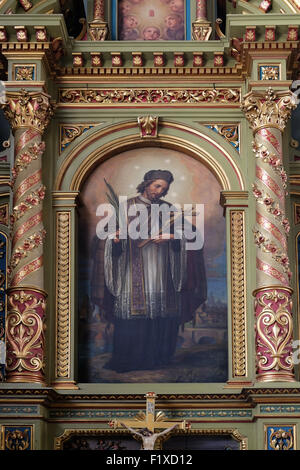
[230,210,247,379]
[54,427,248,451]
[53,122,248,389]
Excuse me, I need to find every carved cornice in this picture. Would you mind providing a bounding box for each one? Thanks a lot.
[3,89,54,134]
[241,87,297,133]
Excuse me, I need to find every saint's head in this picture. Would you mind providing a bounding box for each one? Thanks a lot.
[137,169,174,202]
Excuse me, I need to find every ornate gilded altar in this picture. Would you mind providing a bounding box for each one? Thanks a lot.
[0,0,300,451]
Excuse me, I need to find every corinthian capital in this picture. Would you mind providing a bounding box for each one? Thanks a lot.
[3,90,54,135]
[241,87,297,133]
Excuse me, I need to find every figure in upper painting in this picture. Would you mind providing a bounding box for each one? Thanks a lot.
[163,14,184,40]
[77,147,228,383]
[118,0,185,40]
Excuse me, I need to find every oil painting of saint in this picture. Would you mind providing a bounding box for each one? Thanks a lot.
[78,147,228,383]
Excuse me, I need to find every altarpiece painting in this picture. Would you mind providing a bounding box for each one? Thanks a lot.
[77,146,227,383]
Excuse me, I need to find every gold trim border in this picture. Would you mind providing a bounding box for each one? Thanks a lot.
[12,64,36,82]
[230,210,247,378]
[257,63,281,81]
[55,211,71,381]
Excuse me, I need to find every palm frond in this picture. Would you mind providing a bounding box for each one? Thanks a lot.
[104,178,119,208]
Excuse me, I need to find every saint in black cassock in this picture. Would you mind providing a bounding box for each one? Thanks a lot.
[91,170,207,372]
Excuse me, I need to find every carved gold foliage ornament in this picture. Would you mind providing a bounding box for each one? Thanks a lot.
[3,90,54,135]
[268,427,294,450]
[5,290,46,381]
[138,116,158,138]
[4,427,32,451]
[11,185,46,224]
[241,88,297,133]
[230,211,247,377]
[59,88,241,106]
[60,124,97,153]
[207,124,239,151]
[15,66,35,81]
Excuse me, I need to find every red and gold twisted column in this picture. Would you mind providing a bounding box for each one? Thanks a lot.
[242,87,297,382]
[3,90,53,384]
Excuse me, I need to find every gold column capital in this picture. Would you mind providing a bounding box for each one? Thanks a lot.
[241,87,297,134]
[2,89,54,135]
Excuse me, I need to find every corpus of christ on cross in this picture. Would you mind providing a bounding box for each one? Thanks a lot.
[109,391,190,435]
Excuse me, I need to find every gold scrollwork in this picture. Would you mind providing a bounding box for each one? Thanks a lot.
[3,90,54,135]
[207,124,239,151]
[241,87,297,134]
[256,290,294,374]
[59,88,241,106]
[269,427,294,450]
[60,124,98,153]
[6,291,45,374]
[4,428,31,451]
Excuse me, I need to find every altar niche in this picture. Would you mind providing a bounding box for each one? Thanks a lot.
[77,146,228,383]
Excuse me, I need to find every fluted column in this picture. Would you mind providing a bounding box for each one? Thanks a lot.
[3,90,53,384]
[89,0,108,41]
[193,0,212,40]
[241,87,297,382]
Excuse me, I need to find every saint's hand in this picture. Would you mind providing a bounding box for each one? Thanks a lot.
[108,229,120,243]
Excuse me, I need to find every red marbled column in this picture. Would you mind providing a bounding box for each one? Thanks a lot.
[3,91,53,384]
[93,0,105,21]
[242,88,296,382]
[196,0,208,21]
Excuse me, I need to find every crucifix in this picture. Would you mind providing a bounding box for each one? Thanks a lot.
[109,392,190,450]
